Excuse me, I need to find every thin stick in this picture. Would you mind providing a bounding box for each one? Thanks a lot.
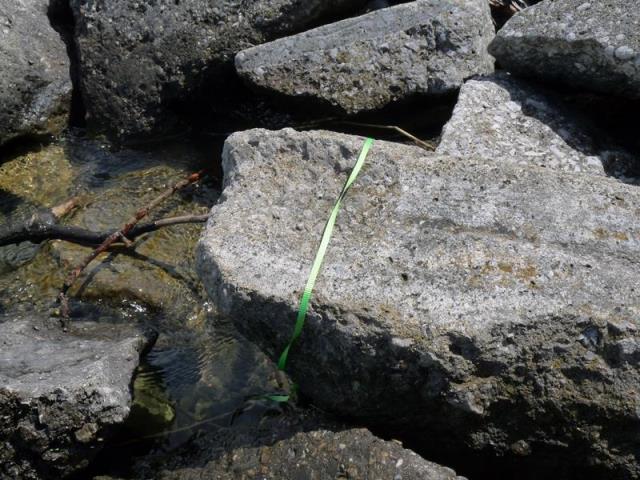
[0,197,81,247]
[57,170,205,318]
[0,213,210,247]
[139,213,210,232]
[339,121,436,151]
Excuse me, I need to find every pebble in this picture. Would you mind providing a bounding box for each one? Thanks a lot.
[614,45,635,61]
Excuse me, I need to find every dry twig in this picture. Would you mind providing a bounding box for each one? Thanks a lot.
[57,170,205,319]
[0,213,210,247]
[0,197,81,247]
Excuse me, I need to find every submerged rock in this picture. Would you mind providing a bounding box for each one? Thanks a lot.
[69,0,367,139]
[0,0,72,146]
[490,0,640,99]
[197,128,640,477]
[0,316,154,479]
[235,0,495,114]
[437,73,639,182]
[0,142,75,209]
[159,428,464,480]
[0,134,218,319]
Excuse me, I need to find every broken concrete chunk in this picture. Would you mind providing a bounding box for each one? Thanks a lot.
[198,128,640,477]
[0,0,71,146]
[159,429,465,480]
[437,73,638,182]
[235,0,495,114]
[490,0,640,99]
[0,316,154,479]
[69,0,367,138]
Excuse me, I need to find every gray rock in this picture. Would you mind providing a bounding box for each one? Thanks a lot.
[0,316,154,479]
[69,0,367,139]
[235,0,495,114]
[0,0,72,147]
[197,128,640,477]
[159,429,464,480]
[490,0,640,99]
[437,73,639,182]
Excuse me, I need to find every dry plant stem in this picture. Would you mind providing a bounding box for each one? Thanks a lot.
[290,118,435,150]
[57,170,205,319]
[339,121,436,151]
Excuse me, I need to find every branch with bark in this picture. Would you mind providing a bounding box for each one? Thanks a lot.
[0,213,209,247]
[0,197,80,246]
[55,170,207,320]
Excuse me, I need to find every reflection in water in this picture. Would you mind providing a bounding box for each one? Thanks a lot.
[85,304,282,478]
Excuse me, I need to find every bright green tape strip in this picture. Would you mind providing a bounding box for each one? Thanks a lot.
[277,137,374,371]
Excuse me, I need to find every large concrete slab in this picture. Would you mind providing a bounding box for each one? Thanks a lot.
[235,0,495,114]
[159,429,465,480]
[490,0,640,99]
[198,128,640,477]
[69,0,367,138]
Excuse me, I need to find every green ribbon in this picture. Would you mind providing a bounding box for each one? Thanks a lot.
[277,137,375,372]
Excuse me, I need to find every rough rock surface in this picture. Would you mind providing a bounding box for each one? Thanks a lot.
[0,316,154,479]
[235,0,495,114]
[159,429,464,480]
[198,128,640,477]
[490,0,640,99]
[437,73,639,182]
[0,0,72,146]
[69,0,367,138]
